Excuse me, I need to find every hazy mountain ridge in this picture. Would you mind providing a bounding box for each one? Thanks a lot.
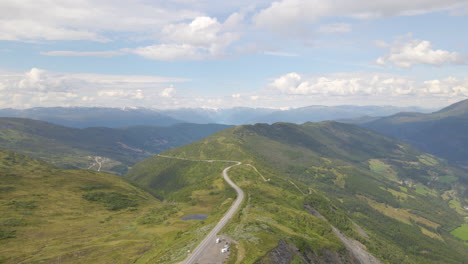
[0,105,432,127]
[127,121,468,263]
[0,117,231,174]
[0,107,183,128]
[362,99,468,166]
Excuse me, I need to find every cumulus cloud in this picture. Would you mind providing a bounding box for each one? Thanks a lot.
[0,0,199,42]
[254,0,468,33]
[129,15,242,60]
[161,87,176,98]
[0,68,188,108]
[270,72,468,97]
[376,37,466,68]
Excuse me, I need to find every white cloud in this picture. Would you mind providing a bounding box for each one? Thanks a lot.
[130,15,242,60]
[318,23,352,33]
[161,87,176,98]
[0,68,188,108]
[270,72,468,97]
[0,0,199,42]
[376,37,466,68]
[98,89,145,100]
[41,50,123,57]
[254,0,468,33]
[130,44,203,61]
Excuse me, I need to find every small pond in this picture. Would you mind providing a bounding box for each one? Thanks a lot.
[182,214,208,221]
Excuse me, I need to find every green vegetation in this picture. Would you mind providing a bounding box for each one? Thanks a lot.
[0,117,230,174]
[82,192,138,210]
[127,121,468,263]
[363,98,468,166]
[2,117,468,263]
[0,148,169,263]
[451,225,468,241]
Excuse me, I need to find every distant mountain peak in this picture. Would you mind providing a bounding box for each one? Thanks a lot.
[434,98,468,116]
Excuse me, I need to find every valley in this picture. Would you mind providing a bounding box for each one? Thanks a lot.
[0,117,230,174]
[2,2,468,263]
[0,100,467,263]
[127,120,468,263]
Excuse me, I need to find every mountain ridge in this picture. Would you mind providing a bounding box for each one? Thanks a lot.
[127,121,468,263]
[361,98,468,166]
[0,117,231,174]
[0,105,433,127]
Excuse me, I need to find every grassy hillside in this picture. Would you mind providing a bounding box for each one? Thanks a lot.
[362,98,468,167]
[0,117,230,174]
[128,122,468,263]
[0,148,242,263]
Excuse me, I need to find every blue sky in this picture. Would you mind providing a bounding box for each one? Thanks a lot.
[1,0,468,109]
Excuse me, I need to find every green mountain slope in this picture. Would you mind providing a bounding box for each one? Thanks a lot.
[0,148,241,263]
[128,122,468,264]
[0,117,230,174]
[0,148,160,263]
[362,99,468,167]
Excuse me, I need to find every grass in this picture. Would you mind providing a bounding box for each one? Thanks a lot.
[414,185,437,196]
[0,117,230,174]
[381,187,414,200]
[125,122,468,263]
[220,165,344,263]
[418,154,439,166]
[82,191,138,210]
[448,199,468,216]
[438,175,458,183]
[451,225,468,241]
[361,196,440,229]
[0,148,232,263]
[369,159,399,181]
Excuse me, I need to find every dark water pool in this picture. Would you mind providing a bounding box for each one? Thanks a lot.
[182,214,208,221]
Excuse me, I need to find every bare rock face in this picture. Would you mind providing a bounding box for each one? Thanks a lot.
[254,240,360,264]
[254,240,297,264]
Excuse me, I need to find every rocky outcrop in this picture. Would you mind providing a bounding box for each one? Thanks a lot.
[304,205,381,264]
[254,240,360,264]
[254,240,298,264]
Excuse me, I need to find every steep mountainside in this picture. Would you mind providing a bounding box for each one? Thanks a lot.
[0,117,230,174]
[127,122,468,264]
[362,99,468,166]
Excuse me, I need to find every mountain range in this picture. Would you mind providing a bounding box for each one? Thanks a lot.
[361,98,468,167]
[0,99,467,263]
[0,117,230,174]
[127,121,468,263]
[0,105,431,127]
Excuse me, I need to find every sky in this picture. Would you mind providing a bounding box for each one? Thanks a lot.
[1,0,468,109]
